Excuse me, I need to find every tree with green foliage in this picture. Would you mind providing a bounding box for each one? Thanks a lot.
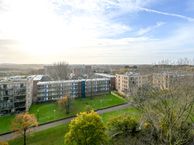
[107,114,139,145]
[85,105,93,113]
[64,110,108,145]
[11,113,38,145]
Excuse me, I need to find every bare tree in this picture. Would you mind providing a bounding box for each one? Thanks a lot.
[45,61,70,80]
[133,76,194,145]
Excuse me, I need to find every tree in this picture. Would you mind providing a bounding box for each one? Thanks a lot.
[57,96,71,114]
[45,61,70,80]
[12,113,38,145]
[64,111,108,145]
[107,114,139,145]
[0,142,9,145]
[134,82,194,145]
[133,84,157,109]
[85,105,93,113]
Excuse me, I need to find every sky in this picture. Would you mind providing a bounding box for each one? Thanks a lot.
[0,0,194,64]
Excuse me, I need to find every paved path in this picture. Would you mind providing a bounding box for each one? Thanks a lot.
[0,103,130,141]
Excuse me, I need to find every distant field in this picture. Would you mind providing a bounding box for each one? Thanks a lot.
[0,93,127,134]
[9,107,140,145]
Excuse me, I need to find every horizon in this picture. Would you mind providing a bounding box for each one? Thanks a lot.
[0,0,194,64]
[0,62,194,66]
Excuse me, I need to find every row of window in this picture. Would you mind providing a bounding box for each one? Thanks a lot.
[0,102,12,108]
[0,83,26,89]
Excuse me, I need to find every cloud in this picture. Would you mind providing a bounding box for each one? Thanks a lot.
[136,22,165,36]
[87,23,194,64]
[0,0,194,64]
[138,7,194,22]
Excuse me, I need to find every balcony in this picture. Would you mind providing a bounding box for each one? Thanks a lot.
[14,105,25,109]
[14,99,25,103]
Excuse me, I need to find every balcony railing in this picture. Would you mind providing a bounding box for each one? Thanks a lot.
[14,99,25,103]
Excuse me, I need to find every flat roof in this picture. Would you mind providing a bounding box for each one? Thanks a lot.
[37,78,110,85]
[153,72,194,77]
[0,80,26,84]
[116,72,143,77]
[33,75,44,81]
[95,73,115,78]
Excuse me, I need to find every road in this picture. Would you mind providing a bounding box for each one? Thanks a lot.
[0,103,130,141]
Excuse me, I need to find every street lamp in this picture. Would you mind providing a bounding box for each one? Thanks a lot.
[37,109,39,122]
[53,109,56,119]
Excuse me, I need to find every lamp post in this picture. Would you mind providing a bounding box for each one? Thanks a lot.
[53,109,56,119]
[37,109,39,122]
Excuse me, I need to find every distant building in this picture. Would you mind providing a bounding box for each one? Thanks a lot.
[36,78,110,102]
[116,71,194,97]
[70,65,93,79]
[152,72,194,89]
[95,73,116,90]
[116,73,152,96]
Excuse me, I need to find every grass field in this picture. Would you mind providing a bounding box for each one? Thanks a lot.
[0,93,127,134]
[0,115,15,134]
[9,124,68,145]
[101,107,140,122]
[9,107,140,145]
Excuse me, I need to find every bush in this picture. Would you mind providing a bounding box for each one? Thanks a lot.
[64,111,108,145]
[107,114,138,137]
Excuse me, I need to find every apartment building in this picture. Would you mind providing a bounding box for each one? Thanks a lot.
[152,72,194,89]
[116,73,152,96]
[36,78,110,102]
[152,73,170,89]
[0,79,27,115]
[0,75,50,115]
[116,71,194,97]
[85,78,110,97]
[95,73,116,90]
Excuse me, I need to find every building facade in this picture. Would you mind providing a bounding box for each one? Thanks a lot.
[36,78,110,102]
[0,75,111,115]
[95,73,116,90]
[116,72,194,97]
[152,72,194,89]
[116,73,152,96]
[0,80,27,115]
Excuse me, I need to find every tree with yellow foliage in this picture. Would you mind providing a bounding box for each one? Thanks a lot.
[65,111,108,145]
[0,141,9,145]
[57,96,71,114]
[12,113,38,145]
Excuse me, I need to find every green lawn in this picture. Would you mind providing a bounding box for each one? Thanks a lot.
[101,107,140,123]
[9,124,68,145]
[9,107,140,145]
[0,115,15,134]
[0,93,127,134]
